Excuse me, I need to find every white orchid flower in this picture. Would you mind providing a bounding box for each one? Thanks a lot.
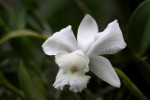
[42,14,126,92]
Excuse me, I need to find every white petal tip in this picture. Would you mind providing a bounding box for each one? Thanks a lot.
[67,25,72,29]
[109,20,119,26]
[53,84,64,90]
[109,74,121,88]
[103,76,121,88]
[60,25,72,32]
[112,81,121,88]
[122,43,127,49]
[116,42,127,51]
[85,14,92,18]
[114,19,118,22]
[83,14,95,22]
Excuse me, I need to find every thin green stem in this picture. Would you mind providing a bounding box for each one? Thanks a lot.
[131,54,150,85]
[134,54,150,75]
[114,68,148,100]
[0,71,24,98]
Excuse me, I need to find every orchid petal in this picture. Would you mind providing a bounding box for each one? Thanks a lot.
[77,14,98,53]
[87,20,126,56]
[53,69,91,92]
[89,56,120,87]
[42,25,79,55]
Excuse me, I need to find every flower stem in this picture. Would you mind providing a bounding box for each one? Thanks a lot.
[135,54,150,76]
[131,54,150,85]
[0,71,24,99]
[114,68,148,100]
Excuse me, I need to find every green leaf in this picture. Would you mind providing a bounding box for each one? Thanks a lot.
[128,1,150,56]
[19,62,47,100]
[0,16,9,32]
[0,29,47,45]
[9,7,27,30]
[28,60,48,84]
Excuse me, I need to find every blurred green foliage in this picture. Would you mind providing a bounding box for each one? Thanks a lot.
[0,0,150,100]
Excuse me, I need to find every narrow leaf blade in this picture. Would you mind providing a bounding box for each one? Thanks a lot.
[19,62,47,100]
[0,30,47,45]
[128,1,150,56]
